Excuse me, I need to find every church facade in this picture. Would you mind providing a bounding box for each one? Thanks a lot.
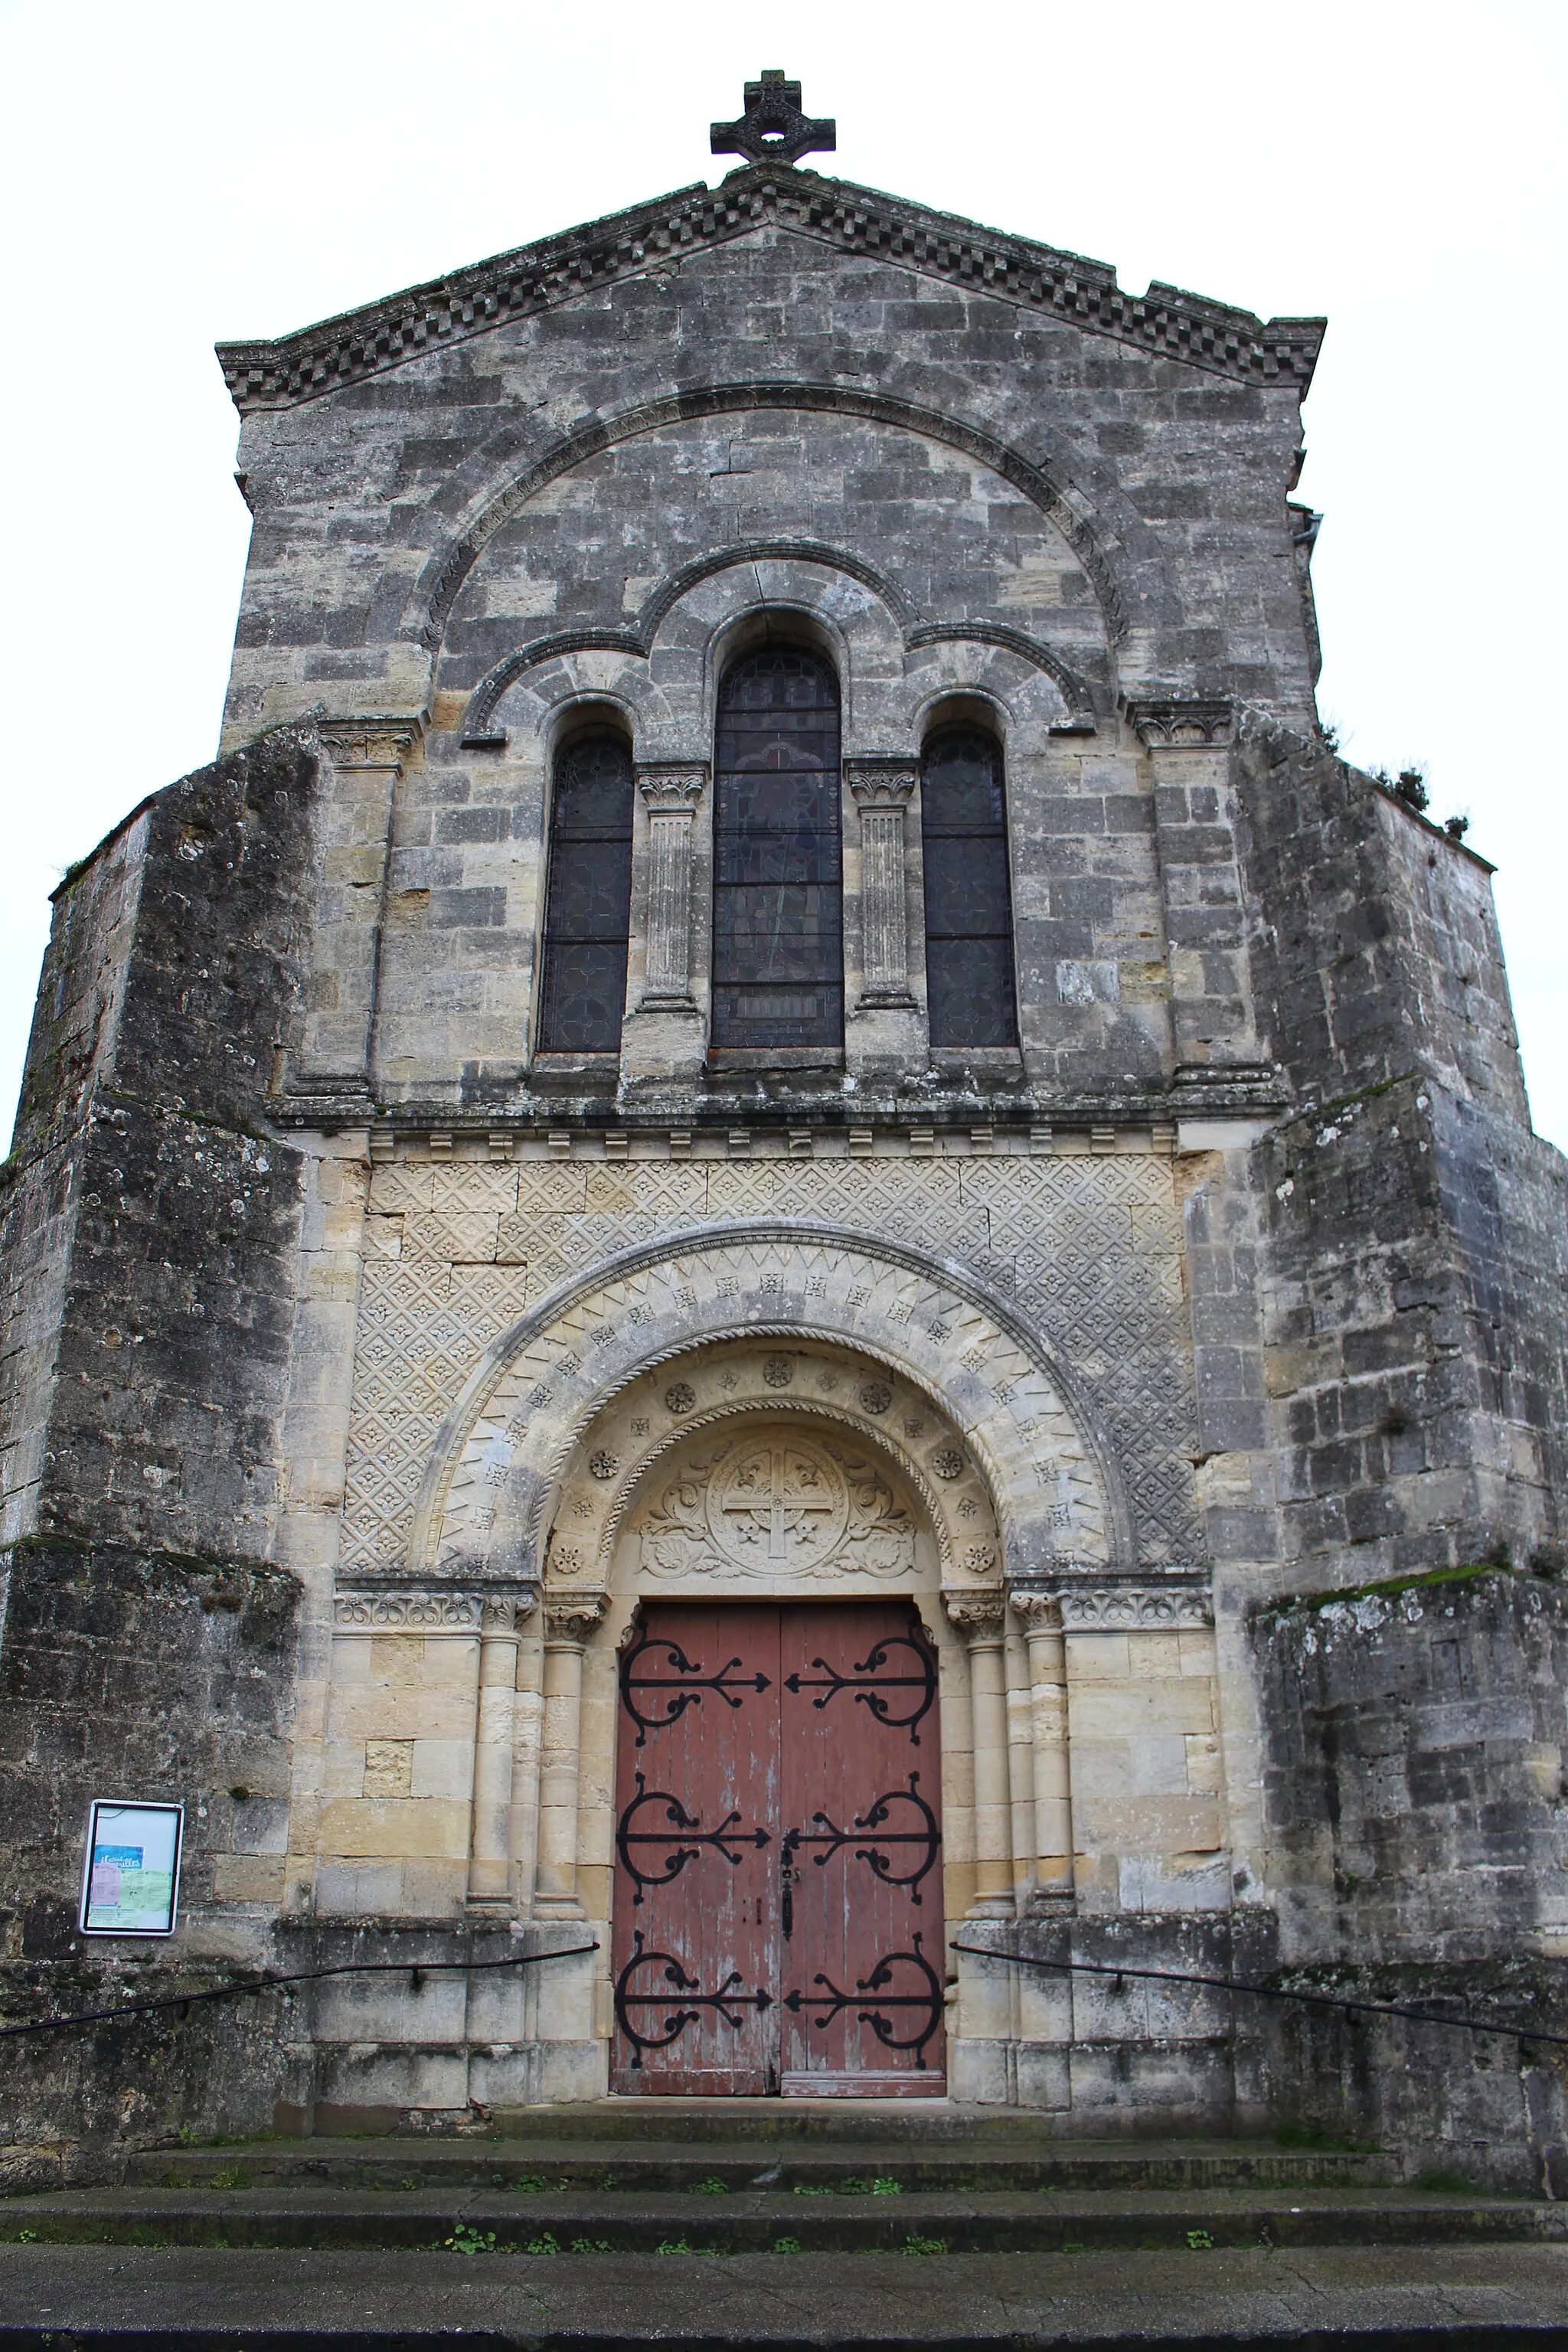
[4,78,1568,2179]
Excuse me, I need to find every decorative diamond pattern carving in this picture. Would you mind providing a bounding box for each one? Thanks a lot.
[337,1152,1206,1573]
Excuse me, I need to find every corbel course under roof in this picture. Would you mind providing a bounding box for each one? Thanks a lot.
[217,164,1325,415]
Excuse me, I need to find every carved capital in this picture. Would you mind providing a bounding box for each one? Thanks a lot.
[845,756,919,808]
[636,761,709,815]
[1008,1589,1063,1632]
[481,1586,539,1634]
[1124,698,1233,750]
[544,1589,609,1646]
[944,1590,1006,1641]
[318,714,426,773]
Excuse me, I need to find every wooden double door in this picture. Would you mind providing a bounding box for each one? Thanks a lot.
[611,1602,945,2095]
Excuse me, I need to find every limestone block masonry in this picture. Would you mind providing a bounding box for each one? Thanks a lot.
[2,90,1566,2186]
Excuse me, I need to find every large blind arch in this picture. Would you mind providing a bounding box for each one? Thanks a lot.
[711,646,844,1051]
[537,726,635,1054]
[920,725,1020,1049]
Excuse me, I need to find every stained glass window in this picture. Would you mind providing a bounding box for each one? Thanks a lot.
[921,728,1019,1048]
[712,648,843,1050]
[537,731,634,1054]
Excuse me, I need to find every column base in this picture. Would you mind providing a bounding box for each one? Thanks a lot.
[464,1892,514,1919]
[965,1893,1017,1921]
[531,1893,587,1921]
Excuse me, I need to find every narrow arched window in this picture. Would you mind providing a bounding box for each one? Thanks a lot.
[537,730,634,1054]
[920,728,1019,1048]
[712,648,843,1050]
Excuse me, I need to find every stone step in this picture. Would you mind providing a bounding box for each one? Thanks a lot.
[5,2242,1568,2350]
[132,2132,1392,2195]
[6,2183,1557,2256]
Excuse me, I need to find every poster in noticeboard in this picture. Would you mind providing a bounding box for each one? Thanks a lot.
[79,1801,183,1936]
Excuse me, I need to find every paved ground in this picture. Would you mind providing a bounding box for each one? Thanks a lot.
[2,2243,1567,2346]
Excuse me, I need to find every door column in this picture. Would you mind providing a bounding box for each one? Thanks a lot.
[466,1586,536,1915]
[1009,1590,1074,1899]
[534,1593,607,1919]
[946,1593,1014,1918]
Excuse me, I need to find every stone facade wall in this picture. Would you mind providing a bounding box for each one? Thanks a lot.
[0,153,1564,2168]
[1235,720,1568,1591]
[0,732,322,1978]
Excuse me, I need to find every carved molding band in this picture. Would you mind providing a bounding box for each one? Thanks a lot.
[1125,699,1233,750]
[1054,1585,1213,1629]
[335,1583,536,1632]
[636,762,708,1006]
[846,758,918,1006]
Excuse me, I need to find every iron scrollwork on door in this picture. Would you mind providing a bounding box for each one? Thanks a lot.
[613,1930,774,2069]
[780,1770,940,1913]
[619,1628,772,1746]
[782,1933,943,2064]
[783,1632,936,1743]
[616,1771,771,1905]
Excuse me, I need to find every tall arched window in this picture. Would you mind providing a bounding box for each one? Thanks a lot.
[712,648,843,1050]
[537,730,634,1054]
[920,727,1019,1048]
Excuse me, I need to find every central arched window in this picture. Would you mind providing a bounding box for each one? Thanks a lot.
[537,730,634,1054]
[920,727,1019,1047]
[712,648,843,1051]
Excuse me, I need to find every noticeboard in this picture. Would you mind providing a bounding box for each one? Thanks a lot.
[79,1801,184,1936]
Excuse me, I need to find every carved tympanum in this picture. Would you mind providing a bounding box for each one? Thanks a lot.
[636,1426,916,1582]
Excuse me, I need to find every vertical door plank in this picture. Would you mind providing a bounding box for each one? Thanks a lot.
[779,1602,946,2095]
[610,1603,779,2094]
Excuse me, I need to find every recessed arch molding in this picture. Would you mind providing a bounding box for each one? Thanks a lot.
[405,1220,1138,1586]
[410,381,1135,661]
[457,542,1098,740]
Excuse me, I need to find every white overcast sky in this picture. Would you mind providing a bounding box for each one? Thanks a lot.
[2,0,1563,1150]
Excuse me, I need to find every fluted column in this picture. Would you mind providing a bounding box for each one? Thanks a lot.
[466,1586,536,1913]
[534,1593,607,1919]
[846,757,918,1007]
[946,1592,1014,1918]
[1010,1590,1074,1899]
[636,763,707,1007]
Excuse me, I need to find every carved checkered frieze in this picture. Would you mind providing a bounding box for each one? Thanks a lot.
[336,1150,1204,1579]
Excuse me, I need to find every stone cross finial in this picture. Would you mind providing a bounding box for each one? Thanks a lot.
[710,70,836,166]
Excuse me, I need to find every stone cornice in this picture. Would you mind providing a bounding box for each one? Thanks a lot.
[217,168,1325,415]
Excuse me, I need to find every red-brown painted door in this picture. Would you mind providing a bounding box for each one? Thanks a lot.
[778,1603,946,2095]
[611,1602,943,2096]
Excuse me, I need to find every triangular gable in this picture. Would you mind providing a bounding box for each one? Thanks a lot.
[217,163,1324,413]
